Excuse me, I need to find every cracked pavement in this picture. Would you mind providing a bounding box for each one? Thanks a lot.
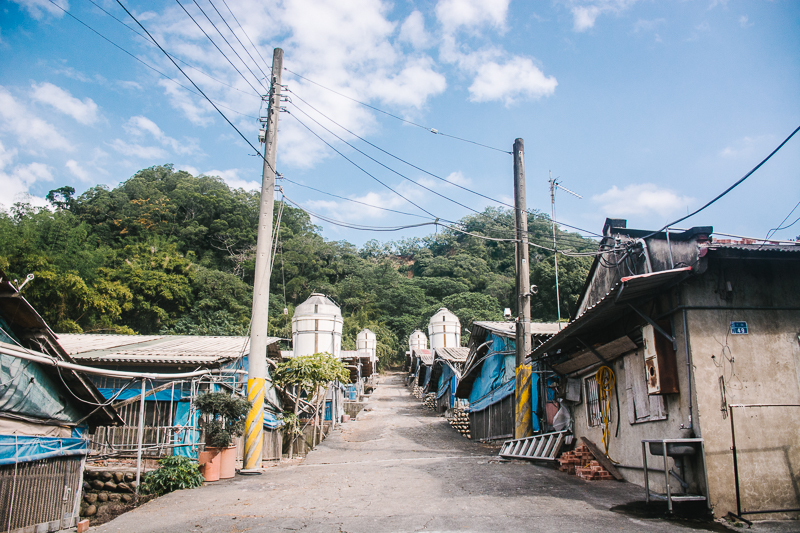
[93,373,723,532]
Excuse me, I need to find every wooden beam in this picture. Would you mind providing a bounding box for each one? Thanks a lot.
[112,381,175,409]
[581,437,624,480]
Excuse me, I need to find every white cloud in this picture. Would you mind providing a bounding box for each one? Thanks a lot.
[123,116,200,155]
[365,57,447,109]
[468,56,557,105]
[739,15,753,28]
[107,139,169,160]
[10,0,68,20]
[399,11,432,49]
[0,142,54,207]
[435,0,510,33]
[31,82,100,125]
[593,183,694,217]
[567,0,639,32]
[0,86,73,151]
[65,159,90,181]
[633,18,665,33]
[718,135,771,159]
[157,80,214,127]
[202,168,260,191]
[445,171,471,186]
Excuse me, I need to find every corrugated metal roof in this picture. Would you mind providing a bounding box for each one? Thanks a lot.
[61,335,282,366]
[530,266,693,362]
[412,348,433,366]
[434,346,469,363]
[472,321,561,337]
[704,243,800,253]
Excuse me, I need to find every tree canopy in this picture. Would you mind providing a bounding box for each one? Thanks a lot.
[0,165,597,366]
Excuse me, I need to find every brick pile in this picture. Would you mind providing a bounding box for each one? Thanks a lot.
[557,443,613,480]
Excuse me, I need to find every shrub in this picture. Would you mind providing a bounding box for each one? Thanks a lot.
[194,392,250,448]
[139,455,204,496]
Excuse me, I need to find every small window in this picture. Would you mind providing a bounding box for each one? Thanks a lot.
[585,375,602,427]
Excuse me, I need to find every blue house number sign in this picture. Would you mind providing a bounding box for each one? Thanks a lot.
[730,321,748,335]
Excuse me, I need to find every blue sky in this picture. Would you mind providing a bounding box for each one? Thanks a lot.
[1,0,798,247]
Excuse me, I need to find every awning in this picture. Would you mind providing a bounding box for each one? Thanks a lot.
[530,267,693,368]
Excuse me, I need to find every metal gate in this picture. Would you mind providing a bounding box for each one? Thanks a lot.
[0,456,83,532]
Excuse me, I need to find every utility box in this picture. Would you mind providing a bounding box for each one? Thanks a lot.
[643,324,679,395]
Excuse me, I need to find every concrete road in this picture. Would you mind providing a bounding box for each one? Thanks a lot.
[94,374,722,533]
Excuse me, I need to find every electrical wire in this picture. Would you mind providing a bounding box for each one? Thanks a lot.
[283,67,511,154]
[280,176,429,219]
[287,102,482,216]
[82,0,257,97]
[188,0,269,92]
[643,124,800,239]
[206,0,272,83]
[174,0,264,95]
[765,200,800,240]
[46,0,258,119]
[116,0,275,173]
[284,110,436,218]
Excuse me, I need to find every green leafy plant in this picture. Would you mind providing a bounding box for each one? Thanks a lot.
[139,455,204,496]
[194,392,250,448]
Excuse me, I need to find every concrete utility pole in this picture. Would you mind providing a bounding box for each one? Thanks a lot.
[513,138,533,439]
[244,48,283,471]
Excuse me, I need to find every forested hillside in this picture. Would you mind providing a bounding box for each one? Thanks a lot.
[0,165,596,365]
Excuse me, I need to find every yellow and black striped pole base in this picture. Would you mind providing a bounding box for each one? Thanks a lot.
[243,377,264,470]
[515,364,533,439]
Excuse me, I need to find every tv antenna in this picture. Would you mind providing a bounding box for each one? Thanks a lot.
[549,171,582,330]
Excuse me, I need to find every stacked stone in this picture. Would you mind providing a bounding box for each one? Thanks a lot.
[423,392,436,410]
[448,404,471,439]
[557,443,613,480]
[80,470,138,518]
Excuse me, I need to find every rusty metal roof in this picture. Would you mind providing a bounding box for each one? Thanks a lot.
[412,348,433,366]
[433,347,469,363]
[530,266,693,363]
[472,321,561,338]
[59,334,281,366]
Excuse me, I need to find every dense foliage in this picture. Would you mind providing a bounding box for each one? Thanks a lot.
[139,455,204,496]
[0,165,596,366]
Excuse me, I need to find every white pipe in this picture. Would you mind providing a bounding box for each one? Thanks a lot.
[0,341,215,379]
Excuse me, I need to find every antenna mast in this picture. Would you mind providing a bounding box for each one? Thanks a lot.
[549,172,582,331]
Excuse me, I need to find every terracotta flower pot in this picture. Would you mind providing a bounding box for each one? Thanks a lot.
[199,449,221,482]
[217,445,237,479]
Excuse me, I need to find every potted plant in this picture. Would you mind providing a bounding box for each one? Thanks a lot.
[194,392,250,480]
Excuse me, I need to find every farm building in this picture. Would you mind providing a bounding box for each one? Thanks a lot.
[529,219,800,519]
[0,271,121,532]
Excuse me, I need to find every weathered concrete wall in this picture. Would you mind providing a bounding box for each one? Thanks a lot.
[571,341,698,497]
[684,257,800,519]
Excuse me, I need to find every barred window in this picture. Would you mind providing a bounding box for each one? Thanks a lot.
[585,375,602,427]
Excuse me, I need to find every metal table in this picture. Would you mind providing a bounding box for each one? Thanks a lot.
[641,438,710,513]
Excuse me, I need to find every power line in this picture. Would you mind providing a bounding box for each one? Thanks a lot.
[174,0,264,96]
[188,0,269,91]
[219,0,272,74]
[46,0,258,119]
[206,0,272,83]
[284,110,436,219]
[644,124,800,239]
[765,200,800,240]
[280,176,430,219]
[287,102,483,216]
[115,0,274,173]
[286,88,602,242]
[283,67,511,154]
[82,0,257,97]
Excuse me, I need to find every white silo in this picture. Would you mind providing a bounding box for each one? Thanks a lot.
[408,330,428,352]
[357,328,377,361]
[291,293,343,358]
[428,308,460,349]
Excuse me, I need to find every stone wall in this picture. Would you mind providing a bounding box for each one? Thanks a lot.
[79,468,142,522]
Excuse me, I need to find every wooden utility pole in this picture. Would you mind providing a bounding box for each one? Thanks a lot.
[244,48,283,471]
[513,138,533,439]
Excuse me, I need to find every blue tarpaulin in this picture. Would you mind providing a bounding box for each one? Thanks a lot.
[172,400,200,459]
[468,333,516,404]
[467,378,515,413]
[0,435,88,466]
[530,372,541,432]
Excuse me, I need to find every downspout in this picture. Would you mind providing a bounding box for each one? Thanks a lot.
[681,306,693,432]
